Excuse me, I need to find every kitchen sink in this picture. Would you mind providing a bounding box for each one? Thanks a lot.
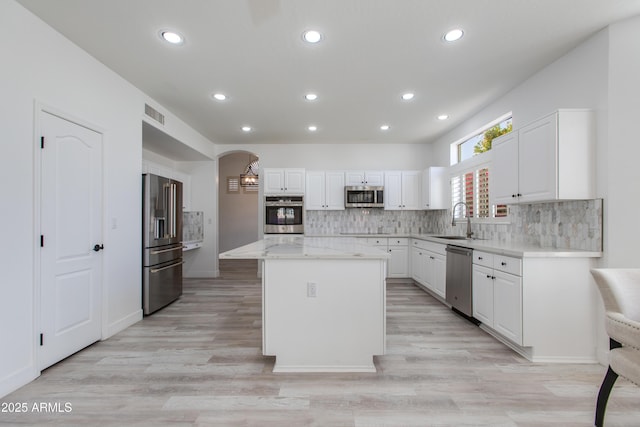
[433,235,469,240]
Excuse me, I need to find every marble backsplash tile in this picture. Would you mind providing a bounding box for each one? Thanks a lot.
[305,199,602,251]
[183,211,204,243]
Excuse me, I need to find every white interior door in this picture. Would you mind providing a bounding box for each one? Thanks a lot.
[39,111,103,370]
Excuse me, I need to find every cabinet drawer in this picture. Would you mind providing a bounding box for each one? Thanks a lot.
[473,251,494,268]
[366,237,388,246]
[388,237,409,246]
[494,255,522,276]
[412,239,445,254]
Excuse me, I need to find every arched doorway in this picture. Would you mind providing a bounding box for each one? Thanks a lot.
[218,151,260,253]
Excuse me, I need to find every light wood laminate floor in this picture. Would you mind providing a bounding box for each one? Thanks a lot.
[3,260,639,426]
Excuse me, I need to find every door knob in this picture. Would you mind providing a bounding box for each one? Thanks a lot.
[93,244,104,252]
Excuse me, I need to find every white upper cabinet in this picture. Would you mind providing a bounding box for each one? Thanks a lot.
[492,110,595,205]
[421,167,447,210]
[305,171,345,210]
[345,171,384,186]
[264,168,305,194]
[384,171,421,210]
[492,132,520,205]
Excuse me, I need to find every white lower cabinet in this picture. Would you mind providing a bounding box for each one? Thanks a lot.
[387,238,409,278]
[472,251,522,345]
[362,237,409,279]
[411,239,446,299]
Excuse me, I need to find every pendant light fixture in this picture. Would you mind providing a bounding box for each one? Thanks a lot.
[240,156,259,188]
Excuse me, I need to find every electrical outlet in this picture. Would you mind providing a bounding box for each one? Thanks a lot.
[307,282,317,298]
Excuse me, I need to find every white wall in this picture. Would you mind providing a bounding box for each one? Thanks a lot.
[430,29,609,166]
[215,143,436,170]
[606,15,640,268]
[0,1,216,397]
[177,160,219,278]
[218,153,259,253]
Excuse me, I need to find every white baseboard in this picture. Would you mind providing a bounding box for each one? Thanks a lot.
[104,309,142,339]
[0,365,39,399]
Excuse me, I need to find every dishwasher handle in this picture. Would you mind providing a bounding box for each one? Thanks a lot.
[445,245,473,256]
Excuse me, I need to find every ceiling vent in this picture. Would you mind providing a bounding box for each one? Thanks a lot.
[144,104,165,125]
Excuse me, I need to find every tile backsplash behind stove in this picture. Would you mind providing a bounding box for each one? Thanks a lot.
[305,199,602,252]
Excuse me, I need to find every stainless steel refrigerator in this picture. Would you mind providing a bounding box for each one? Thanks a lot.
[142,173,183,315]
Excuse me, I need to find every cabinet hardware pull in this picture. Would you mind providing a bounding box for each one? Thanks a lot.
[478,256,483,260]
[486,274,491,278]
[501,262,507,266]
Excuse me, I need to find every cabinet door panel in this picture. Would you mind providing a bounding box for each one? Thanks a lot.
[432,253,446,299]
[493,271,522,345]
[411,247,422,282]
[324,171,345,210]
[284,169,305,193]
[384,172,403,210]
[264,169,285,194]
[491,133,519,205]
[518,115,557,202]
[305,172,326,210]
[401,171,421,210]
[388,246,409,278]
[364,171,384,186]
[472,265,494,325]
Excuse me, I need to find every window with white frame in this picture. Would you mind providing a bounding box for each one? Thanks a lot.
[450,113,512,220]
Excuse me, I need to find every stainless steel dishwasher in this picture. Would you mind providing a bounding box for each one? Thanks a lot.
[445,245,474,318]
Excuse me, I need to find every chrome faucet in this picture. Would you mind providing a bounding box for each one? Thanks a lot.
[452,201,473,239]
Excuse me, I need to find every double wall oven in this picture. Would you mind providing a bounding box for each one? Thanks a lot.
[264,195,304,234]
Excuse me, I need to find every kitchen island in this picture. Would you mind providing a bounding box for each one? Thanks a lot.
[219,236,390,372]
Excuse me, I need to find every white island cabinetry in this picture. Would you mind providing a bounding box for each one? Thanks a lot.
[219,236,388,372]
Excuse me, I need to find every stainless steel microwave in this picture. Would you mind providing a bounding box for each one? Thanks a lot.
[344,186,384,208]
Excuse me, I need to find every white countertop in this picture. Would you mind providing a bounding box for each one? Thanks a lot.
[305,233,602,258]
[219,235,391,260]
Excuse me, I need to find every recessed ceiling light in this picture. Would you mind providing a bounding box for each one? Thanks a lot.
[443,28,464,42]
[302,30,322,43]
[437,114,449,121]
[305,93,318,101]
[380,125,391,131]
[159,30,184,45]
[401,93,414,101]
[308,125,318,132]
[241,126,252,132]
[212,93,227,101]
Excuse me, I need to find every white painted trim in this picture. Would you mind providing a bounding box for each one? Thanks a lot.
[0,366,39,399]
[105,309,143,339]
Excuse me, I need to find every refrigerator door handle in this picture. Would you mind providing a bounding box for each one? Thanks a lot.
[171,183,177,238]
[150,261,183,274]
[150,246,182,255]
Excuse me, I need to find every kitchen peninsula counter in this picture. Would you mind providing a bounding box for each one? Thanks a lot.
[219,236,389,373]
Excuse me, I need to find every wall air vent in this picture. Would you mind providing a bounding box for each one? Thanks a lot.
[144,104,165,125]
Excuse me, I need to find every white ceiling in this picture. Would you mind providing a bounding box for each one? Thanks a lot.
[17,0,640,149]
